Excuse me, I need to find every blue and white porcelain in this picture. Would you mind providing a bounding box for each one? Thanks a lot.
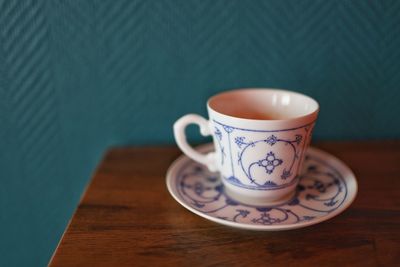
[174,89,319,205]
[166,144,358,231]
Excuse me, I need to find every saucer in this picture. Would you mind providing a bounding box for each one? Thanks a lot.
[166,144,357,231]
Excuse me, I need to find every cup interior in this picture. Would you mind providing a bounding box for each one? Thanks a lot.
[208,89,319,120]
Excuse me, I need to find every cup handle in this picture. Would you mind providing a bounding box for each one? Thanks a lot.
[173,114,217,172]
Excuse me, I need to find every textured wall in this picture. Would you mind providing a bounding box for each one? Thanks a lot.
[0,0,399,265]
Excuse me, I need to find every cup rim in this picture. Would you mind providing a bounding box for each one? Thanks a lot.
[207,88,320,123]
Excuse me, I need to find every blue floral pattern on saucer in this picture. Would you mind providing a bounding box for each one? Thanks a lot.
[166,144,358,231]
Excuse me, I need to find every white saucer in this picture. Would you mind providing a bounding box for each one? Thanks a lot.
[166,144,357,231]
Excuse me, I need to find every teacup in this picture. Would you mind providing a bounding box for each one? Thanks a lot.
[173,88,319,205]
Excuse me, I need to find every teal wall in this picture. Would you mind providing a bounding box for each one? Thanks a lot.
[1,0,399,265]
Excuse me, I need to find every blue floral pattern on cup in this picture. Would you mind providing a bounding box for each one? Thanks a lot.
[212,120,315,190]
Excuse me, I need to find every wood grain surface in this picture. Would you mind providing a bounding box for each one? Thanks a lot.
[50,141,400,267]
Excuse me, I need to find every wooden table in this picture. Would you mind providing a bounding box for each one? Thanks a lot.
[50,141,400,266]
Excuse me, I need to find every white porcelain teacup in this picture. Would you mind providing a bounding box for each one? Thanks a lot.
[174,88,319,205]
